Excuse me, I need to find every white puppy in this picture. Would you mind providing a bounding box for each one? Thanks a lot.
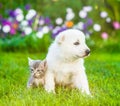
[44,29,91,95]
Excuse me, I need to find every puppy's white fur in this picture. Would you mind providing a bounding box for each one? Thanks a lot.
[44,29,91,95]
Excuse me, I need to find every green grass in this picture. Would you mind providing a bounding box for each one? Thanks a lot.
[0,52,120,106]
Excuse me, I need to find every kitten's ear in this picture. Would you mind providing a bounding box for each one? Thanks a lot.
[43,60,47,68]
[28,57,33,65]
[41,60,47,70]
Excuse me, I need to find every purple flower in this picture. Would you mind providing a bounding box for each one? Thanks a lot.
[39,16,45,25]
[58,26,67,33]
[2,19,11,26]
[48,24,54,30]
[87,19,93,26]
[28,19,33,26]
[37,27,43,31]
[44,17,51,24]
[83,23,87,31]
[10,28,16,35]
[52,31,59,38]
[25,4,31,10]
[52,26,67,38]
[21,31,25,36]
[39,16,44,20]
[9,10,18,18]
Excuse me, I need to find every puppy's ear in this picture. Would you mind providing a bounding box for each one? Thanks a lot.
[56,34,65,44]
[28,57,33,66]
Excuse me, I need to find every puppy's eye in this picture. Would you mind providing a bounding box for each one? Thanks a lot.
[74,42,80,45]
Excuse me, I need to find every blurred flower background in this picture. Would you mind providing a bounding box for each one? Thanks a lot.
[0,0,120,52]
[0,1,120,105]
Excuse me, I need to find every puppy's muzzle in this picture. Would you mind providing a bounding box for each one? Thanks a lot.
[85,49,90,55]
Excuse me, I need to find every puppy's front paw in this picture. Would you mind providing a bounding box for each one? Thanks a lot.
[45,86,55,94]
[45,88,56,94]
[81,89,92,96]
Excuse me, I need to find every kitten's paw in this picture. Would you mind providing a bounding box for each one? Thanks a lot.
[27,84,32,88]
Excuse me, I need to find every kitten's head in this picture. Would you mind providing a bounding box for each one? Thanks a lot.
[28,57,47,78]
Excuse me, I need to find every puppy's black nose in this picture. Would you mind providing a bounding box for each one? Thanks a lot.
[85,49,90,55]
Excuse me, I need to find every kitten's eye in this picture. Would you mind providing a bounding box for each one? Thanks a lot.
[74,41,80,45]
[37,69,40,72]
[31,69,34,72]
[41,69,44,72]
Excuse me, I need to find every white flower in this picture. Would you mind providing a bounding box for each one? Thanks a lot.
[29,9,36,13]
[16,14,24,22]
[36,31,44,38]
[24,27,32,35]
[42,26,49,34]
[2,25,11,33]
[39,19,44,25]
[77,22,84,30]
[66,12,75,20]
[79,10,87,18]
[93,24,101,32]
[106,17,111,23]
[100,11,108,18]
[15,8,23,15]
[26,9,36,20]
[21,20,28,26]
[83,6,92,12]
[66,8,75,21]
[26,14,31,20]
[66,8,73,13]
[55,17,63,25]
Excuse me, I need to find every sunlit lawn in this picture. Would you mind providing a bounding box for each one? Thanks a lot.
[0,52,120,106]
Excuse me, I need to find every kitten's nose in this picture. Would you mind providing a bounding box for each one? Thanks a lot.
[85,49,90,55]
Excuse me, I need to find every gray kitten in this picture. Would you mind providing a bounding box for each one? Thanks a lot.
[27,57,47,88]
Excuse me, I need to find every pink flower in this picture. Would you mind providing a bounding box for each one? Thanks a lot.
[10,28,16,35]
[112,21,120,29]
[101,32,108,40]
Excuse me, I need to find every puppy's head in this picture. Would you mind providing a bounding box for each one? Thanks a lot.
[55,29,90,60]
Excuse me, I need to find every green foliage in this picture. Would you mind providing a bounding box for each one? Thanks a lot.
[86,30,120,53]
[0,52,120,105]
[104,0,120,21]
[0,33,52,52]
[1,30,120,53]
